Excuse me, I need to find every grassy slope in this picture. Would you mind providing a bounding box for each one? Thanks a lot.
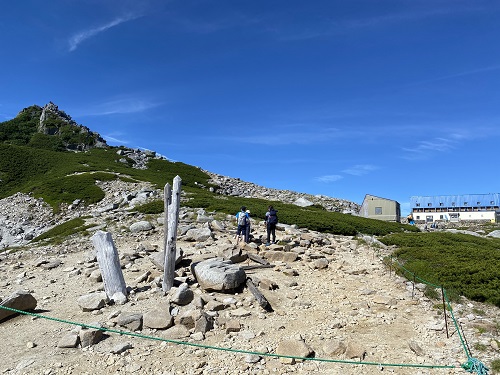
[0,144,212,208]
[380,232,500,307]
[0,142,417,236]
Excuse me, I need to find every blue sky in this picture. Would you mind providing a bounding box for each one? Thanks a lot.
[2,0,500,215]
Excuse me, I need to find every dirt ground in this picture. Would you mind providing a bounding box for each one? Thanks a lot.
[0,194,498,375]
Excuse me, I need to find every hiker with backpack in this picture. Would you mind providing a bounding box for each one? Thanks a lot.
[265,205,278,246]
[235,206,250,244]
[244,209,251,243]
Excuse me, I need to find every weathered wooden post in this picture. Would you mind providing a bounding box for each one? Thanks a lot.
[162,175,182,292]
[91,230,128,303]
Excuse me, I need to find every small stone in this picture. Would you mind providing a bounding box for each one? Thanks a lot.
[245,354,261,363]
[191,332,205,341]
[58,333,80,348]
[111,342,133,354]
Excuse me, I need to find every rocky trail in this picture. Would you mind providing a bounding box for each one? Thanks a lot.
[0,179,498,375]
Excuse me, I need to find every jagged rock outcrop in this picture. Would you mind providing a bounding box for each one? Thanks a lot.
[13,102,107,151]
[37,102,107,150]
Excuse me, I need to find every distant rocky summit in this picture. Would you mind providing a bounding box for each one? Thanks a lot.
[3,102,107,151]
[36,102,107,150]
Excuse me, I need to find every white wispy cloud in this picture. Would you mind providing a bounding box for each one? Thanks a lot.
[86,97,161,116]
[102,133,130,145]
[402,134,465,160]
[316,163,378,184]
[316,175,343,183]
[342,164,379,176]
[401,123,500,161]
[68,14,141,52]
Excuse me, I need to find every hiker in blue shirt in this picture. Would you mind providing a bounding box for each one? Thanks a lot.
[235,206,250,244]
[265,205,278,245]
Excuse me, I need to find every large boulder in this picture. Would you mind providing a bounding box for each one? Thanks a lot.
[143,309,173,330]
[77,292,108,312]
[184,227,213,242]
[130,221,153,233]
[169,283,194,306]
[487,230,500,238]
[0,290,37,321]
[191,259,246,292]
[275,338,314,364]
[293,197,314,207]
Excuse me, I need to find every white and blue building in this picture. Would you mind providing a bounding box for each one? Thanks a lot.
[410,193,500,223]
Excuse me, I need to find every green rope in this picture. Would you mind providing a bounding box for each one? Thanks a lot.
[392,258,490,375]
[462,358,489,375]
[0,305,455,370]
[442,288,470,357]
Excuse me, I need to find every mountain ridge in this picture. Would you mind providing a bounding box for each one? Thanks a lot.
[1,102,107,151]
[0,103,360,211]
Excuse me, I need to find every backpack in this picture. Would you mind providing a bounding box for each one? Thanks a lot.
[237,212,248,226]
[267,210,278,224]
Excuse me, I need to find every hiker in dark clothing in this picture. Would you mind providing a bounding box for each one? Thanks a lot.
[244,209,251,243]
[265,205,278,245]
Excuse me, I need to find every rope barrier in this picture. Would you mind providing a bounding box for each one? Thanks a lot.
[391,258,490,375]
[462,358,490,375]
[0,252,490,373]
[0,305,456,370]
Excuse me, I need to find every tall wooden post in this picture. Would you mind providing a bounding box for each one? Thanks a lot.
[162,175,182,292]
[162,182,171,289]
[92,230,128,303]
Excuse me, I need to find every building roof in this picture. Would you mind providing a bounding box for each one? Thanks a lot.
[363,194,399,204]
[410,193,500,208]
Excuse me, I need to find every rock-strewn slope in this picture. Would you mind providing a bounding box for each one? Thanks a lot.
[0,181,498,375]
[205,171,360,213]
[0,156,360,250]
[0,193,55,250]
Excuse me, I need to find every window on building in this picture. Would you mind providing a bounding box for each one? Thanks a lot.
[477,202,481,205]
[439,203,444,206]
[464,202,468,206]
[416,203,420,207]
[452,202,455,206]
[491,201,495,205]
[375,207,382,215]
[427,203,432,207]
[416,216,420,220]
[440,215,444,219]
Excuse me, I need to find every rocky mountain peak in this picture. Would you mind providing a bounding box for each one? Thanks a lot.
[34,102,107,151]
[38,102,69,133]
